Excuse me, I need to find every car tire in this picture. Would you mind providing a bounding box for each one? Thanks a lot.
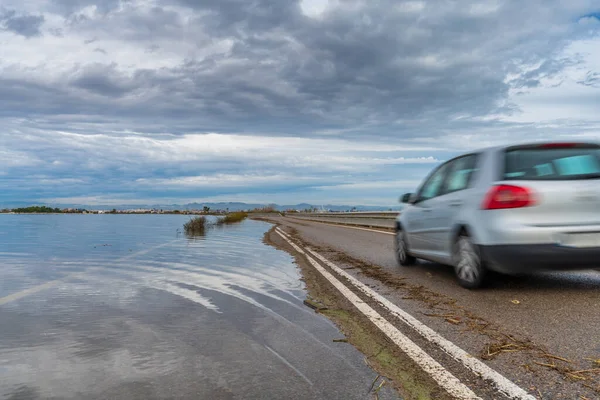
[395,228,416,267]
[453,233,486,289]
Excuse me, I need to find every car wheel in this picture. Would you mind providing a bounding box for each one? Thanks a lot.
[453,233,486,289]
[396,228,416,267]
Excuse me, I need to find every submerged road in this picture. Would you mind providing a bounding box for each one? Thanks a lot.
[0,215,399,400]
[265,215,600,399]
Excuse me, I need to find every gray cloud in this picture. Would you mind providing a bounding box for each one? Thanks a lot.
[0,0,599,205]
[0,9,44,37]
[65,4,186,41]
[145,44,160,53]
[507,58,580,89]
[49,0,124,15]
[578,71,600,88]
[69,63,141,96]
[0,0,593,138]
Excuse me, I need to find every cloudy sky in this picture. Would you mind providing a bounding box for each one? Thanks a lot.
[1,0,599,207]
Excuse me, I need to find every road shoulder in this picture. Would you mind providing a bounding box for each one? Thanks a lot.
[257,216,600,400]
[264,225,458,400]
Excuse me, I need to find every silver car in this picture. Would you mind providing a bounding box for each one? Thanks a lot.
[396,142,600,288]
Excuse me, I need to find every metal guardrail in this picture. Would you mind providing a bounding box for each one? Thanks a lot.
[287,211,399,230]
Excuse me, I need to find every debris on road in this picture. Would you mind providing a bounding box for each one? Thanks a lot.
[571,368,600,374]
[484,342,533,359]
[534,361,558,370]
[303,298,328,312]
[368,374,382,394]
[586,358,600,367]
[543,353,572,364]
[368,375,387,400]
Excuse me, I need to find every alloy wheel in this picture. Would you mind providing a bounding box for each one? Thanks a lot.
[396,233,407,264]
[395,229,415,267]
[454,235,484,288]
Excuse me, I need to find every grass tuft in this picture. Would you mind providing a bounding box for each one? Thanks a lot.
[216,212,248,225]
[183,216,207,236]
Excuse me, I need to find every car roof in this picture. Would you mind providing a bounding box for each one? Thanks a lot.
[471,141,600,155]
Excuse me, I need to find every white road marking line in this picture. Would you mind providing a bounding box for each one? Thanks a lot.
[275,228,536,400]
[116,239,180,261]
[264,345,314,387]
[0,239,180,306]
[287,217,395,235]
[0,280,60,306]
[275,229,481,400]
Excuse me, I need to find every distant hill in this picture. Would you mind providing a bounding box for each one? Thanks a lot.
[2,201,402,212]
[170,202,402,212]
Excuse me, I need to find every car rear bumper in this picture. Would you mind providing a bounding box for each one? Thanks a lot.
[479,244,600,274]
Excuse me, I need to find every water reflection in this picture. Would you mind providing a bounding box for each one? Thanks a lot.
[0,215,398,400]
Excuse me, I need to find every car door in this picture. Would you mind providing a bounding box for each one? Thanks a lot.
[431,154,480,259]
[407,162,451,255]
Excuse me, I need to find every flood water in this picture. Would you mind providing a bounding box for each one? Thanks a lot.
[0,215,399,400]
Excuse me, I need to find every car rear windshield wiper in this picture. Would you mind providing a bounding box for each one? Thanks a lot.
[580,173,600,179]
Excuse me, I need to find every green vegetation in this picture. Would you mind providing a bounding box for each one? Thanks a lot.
[323,309,440,400]
[183,212,248,237]
[11,206,62,213]
[248,204,278,213]
[183,216,207,236]
[217,212,248,225]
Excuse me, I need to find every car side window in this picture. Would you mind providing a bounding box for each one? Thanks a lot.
[416,163,451,202]
[442,154,478,194]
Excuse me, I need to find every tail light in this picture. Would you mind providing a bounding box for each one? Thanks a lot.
[482,184,536,210]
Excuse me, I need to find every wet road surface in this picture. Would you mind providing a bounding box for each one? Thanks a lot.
[0,215,399,400]
[269,216,600,399]
[274,216,600,363]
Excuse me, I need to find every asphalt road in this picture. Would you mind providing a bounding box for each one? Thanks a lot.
[268,216,600,399]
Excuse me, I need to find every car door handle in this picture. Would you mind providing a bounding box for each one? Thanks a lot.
[422,208,432,213]
[448,201,463,207]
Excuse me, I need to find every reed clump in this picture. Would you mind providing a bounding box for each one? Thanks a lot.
[183,216,207,236]
[216,212,248,225]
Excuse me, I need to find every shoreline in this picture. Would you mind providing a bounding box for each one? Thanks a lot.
[0,212,281,216]
[262,222,445,400]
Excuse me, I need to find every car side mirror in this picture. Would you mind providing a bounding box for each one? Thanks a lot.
[400,193,413,204]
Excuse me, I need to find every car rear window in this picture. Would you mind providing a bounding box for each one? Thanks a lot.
[503,145,600,181]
